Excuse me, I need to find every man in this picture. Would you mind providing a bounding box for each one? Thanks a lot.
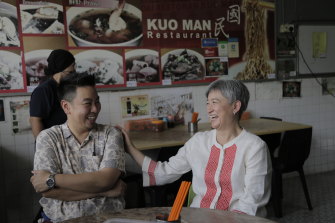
[30,72,126,222]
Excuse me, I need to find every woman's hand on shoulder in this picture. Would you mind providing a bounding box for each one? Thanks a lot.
[115,125,136,153]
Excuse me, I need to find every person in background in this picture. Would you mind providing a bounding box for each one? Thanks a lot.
[29,49,75,138]
[30,72,126,222]
[120,79,272,217]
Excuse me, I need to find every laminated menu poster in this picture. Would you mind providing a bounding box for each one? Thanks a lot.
[0,0,276,94]
[321,78,335,96]
[282,81,301,98]
[150,89,194,124]
[9,100,30,134]
[205,57,229,77]
[121,95,149,118]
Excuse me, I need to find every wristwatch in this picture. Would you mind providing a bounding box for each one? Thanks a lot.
[46,173,56,189]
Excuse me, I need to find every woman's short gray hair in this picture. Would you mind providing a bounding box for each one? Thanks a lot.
[206,79,250,120]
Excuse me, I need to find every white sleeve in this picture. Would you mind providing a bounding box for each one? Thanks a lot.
[231,140,272,216]
[142,145,192,186]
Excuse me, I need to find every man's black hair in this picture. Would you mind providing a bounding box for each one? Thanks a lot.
[58,72,96,102]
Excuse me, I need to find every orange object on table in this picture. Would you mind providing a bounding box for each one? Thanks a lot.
[125,118,163,132]
[149,120,164,132]
[168,181,191,221]
[191,112,199,123]
[241,111,250,120]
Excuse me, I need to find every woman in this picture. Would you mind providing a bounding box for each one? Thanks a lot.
[120,79,272,217]
[29,49,75,138]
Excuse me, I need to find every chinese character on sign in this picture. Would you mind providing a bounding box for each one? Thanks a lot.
[227,5,240,24]
[214,17,229,38]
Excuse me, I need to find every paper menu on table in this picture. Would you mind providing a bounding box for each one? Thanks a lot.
[104,218,155,223]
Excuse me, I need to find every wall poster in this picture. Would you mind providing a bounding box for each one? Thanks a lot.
[150,89,194,125]
[9,100,30,133]
[0,0,275,94]
[120,94,149,118]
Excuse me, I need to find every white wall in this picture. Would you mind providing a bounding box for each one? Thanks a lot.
[1,78,335,222]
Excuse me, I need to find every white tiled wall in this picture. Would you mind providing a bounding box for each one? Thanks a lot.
[1,78,335,222]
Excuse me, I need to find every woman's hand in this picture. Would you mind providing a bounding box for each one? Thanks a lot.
[115,125,145,167]
[116,125,135,154]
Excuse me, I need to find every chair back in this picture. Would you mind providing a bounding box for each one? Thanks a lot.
[187,184,195,207]
[277,128,312,172]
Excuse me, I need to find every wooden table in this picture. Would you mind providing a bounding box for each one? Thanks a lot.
[130,118,312,150]
[61,207,278,223]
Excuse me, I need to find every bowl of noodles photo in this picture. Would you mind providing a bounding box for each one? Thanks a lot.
[67,1,142,47]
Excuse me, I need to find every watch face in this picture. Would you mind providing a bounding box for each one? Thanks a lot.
[46,178,55,188]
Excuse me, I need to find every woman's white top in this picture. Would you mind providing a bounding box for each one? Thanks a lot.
[141,129,272,217]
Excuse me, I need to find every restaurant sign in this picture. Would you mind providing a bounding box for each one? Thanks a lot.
[0,0,275,94]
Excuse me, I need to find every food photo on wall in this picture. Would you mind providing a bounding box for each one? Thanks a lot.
[125,48,160,85]
[66,0,143,47]
[205,57,229,77]
[0,0,20,47]
[23,36,68,92]
[0,50,24,92]
[24,49,51,91]
[161,48,205,83]
[73,49,125,87]
[19,0,64,34]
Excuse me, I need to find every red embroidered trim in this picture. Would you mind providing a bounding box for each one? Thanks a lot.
[148,160,157,186]
[200,145,220,208]
[216,144,237,210]
[232,209,246,214]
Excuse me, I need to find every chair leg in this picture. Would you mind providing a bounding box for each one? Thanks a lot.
[279,174,283,199]
[33,207,43,223]
[298,168,313,210]
[144,185,168,207]
[272,172,283,218]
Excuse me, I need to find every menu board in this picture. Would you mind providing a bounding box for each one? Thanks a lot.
[0,0,275,94]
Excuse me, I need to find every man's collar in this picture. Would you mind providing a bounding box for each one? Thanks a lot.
[61,122,97,139]
[62,123,72,139]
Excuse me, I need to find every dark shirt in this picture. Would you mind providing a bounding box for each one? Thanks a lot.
[29,78,66,129]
